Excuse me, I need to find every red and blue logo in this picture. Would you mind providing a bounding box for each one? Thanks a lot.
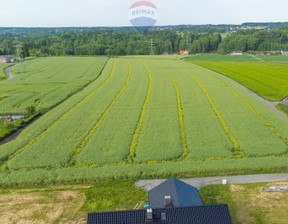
[129,1,157,28]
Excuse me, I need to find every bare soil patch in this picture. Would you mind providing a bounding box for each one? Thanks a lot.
[0,186,89,224]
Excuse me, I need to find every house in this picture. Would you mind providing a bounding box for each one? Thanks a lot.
[87,178,232,224]
[148,177,203,208]
[230,51,243,55]
[179,50,189,55]
[0,55,16,63]
[87,204,232,224]
[281,50,288,55]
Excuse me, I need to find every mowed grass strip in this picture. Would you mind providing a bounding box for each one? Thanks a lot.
[180,61,288,157]
[71,62,132,165]
[191,61,288,101]
[171,62,241,158]
[75,60,149,165]
[4,60,120,170]
[133,60,183,162]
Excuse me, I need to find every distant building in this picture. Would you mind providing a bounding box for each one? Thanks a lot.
[87,178,232,224]
[281,50,288,55]
[179,50,189,55]
[230,51,243,55]
[6,115,13,123]
[0,55,16,63]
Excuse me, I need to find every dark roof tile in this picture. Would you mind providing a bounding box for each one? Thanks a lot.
[87,204,232,224]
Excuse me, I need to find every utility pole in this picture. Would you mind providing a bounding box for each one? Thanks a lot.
[186,33,190,51]
[14,37,25,73]
[149,39,154,57]
[14,37,21,59]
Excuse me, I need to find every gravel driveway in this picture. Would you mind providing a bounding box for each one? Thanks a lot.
[5,66,14,79]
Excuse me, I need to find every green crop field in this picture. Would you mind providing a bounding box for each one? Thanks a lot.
[0,56,288,186]
[189,61,288,101]
[257,55,288,62]
[186,54,288,62]
[0,57,108,114]
[186,54,259,61]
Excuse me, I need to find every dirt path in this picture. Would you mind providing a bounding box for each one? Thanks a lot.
[5,65,14,80]
[135,173,288,191]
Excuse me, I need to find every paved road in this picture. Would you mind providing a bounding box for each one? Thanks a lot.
[5,66,14,80]
[135,173,288,191]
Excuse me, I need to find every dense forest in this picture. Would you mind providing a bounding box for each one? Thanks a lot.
[1,25,288,56]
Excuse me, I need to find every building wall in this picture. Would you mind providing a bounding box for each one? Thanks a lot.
[0,58,8,63]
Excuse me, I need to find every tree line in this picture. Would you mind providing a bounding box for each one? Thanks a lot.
[1,27,288,56]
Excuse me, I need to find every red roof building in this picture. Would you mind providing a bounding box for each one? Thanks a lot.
[179,50,189,55]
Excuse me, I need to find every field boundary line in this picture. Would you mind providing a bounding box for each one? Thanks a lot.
[195,65,288,149]
[1,59,116,170]
[71,62,132,164]
[77,59,103,79]
[171,62,242,158]
[156,62,189,161]
[251,55,265,62]
[125,60,152,163]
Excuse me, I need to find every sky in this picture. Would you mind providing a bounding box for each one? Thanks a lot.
[0,0,287,27]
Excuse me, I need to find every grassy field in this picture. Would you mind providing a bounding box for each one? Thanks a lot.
[0,56,287,186]
[200,181,288,224]
[189,61,288,101]
[276,104,288,117]
[0,181,147,223]
[1,180,288,223]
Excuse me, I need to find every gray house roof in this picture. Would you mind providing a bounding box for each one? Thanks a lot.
[87,204,232,224]
[148,178,203,209]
